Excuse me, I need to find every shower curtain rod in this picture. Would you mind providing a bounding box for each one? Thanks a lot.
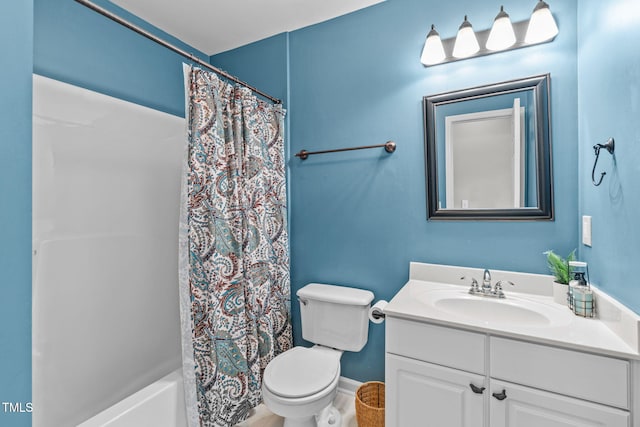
[74,0,282,105]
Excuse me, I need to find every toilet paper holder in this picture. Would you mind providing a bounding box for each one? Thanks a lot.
[371,310,385,320]
[369,300,388,324]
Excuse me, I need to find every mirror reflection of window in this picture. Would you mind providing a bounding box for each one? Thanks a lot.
[444,99,525,209]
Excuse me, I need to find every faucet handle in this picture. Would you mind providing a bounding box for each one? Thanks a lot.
[461,276,479,293]
[493,280,515,298]
[495,280,515,288]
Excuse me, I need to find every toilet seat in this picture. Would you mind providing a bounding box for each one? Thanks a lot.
[264,347,340,398]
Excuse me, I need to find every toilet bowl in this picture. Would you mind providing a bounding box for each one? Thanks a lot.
[261,283,375,427]
[262,346,343,427]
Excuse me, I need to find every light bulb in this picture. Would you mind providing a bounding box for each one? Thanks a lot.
[525,0,559,44]
[487,6,516,51]
[452,16,480,58]
[421,25,446,65]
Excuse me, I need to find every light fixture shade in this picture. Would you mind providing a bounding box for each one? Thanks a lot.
[452,16,480,58]
[486,6,516,51]
[525,0,559,44]
[421,25,446,65]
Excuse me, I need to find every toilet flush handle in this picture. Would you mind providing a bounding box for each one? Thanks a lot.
[298,297,308,306]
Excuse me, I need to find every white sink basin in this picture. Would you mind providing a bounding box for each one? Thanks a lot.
[435,296,550,325]
[419,289,572,328]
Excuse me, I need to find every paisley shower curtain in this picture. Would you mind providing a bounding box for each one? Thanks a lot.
[179,65,292,427]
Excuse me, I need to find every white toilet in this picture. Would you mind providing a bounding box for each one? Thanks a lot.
[262,283,374,427]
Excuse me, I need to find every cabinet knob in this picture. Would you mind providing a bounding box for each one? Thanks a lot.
[469,383,486,394]
[492,389,507,401]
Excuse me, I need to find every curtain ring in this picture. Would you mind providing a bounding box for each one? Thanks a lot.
[591,137,615,187]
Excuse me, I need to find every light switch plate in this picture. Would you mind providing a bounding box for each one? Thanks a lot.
[582,215,592,247]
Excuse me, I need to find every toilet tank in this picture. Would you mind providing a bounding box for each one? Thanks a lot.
[297,283,374,352]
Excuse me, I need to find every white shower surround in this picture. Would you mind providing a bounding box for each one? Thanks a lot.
[77,369,187,427]
[32,75,185,426]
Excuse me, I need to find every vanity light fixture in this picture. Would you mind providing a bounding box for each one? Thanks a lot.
[421,1,559,67]
[420,25,446,65]
[486,6,516,51]
[525,0,559,44]
[452,16,480,58]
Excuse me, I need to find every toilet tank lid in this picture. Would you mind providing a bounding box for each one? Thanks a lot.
[297,283,374,306]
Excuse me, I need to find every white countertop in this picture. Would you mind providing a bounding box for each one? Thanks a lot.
[384,263,640,360]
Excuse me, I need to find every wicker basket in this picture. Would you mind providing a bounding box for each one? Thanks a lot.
[355,381,385,427]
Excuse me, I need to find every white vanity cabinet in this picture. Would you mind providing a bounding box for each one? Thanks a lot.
[489,380,628,427]
[385,317,632,427]
[386,354,485,427]
[386,317,488,426]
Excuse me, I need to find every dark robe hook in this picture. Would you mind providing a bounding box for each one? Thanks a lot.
[591,137,615,186]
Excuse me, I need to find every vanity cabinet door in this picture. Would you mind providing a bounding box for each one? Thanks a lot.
[386,354,485,427]
[489,380,629,427]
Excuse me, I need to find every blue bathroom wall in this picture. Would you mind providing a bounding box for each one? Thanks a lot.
[577,0,640,314]
[288,0,578,382]
[34,0,208,117]
[216,0,579,382]
[0,3,34,426]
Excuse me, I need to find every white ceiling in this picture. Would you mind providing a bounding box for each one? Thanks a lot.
[110,0,385,55]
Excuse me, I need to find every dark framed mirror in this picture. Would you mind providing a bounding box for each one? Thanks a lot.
[423,74,553,220]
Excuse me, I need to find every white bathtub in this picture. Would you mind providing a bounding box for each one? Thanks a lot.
[77,369,188,427]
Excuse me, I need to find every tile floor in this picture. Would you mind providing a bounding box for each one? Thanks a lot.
[235,390,358,427]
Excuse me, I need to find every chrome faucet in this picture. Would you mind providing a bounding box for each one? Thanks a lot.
[461,269,515,298]
[482,269,492,292]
